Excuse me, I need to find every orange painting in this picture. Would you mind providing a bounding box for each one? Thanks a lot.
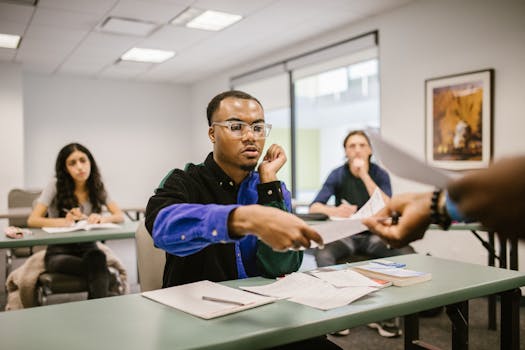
[432,81,483,161]
[426,69,492,170]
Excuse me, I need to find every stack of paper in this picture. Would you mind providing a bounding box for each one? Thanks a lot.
[240,272,378,310]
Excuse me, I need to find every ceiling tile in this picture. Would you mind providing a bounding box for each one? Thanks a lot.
[109,0,188,23]
[140,25,211,51]
[32,7,101,30]
[11,0,418,83]
[23,24,89,42]
[80,31,141,50]
[0,20,28,36]
[38,0,116,15]
[0,48,16,61]
[0,2,35,23]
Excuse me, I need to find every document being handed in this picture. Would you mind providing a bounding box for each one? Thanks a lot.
[308,188,385,248]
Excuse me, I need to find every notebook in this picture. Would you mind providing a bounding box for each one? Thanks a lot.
[142,280,277,319]
[352,262,432,287]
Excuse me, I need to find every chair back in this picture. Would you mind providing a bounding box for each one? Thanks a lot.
[135,220,165,292]
[7,188,42,227]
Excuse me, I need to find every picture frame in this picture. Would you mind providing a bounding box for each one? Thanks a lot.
[425,69,494,170]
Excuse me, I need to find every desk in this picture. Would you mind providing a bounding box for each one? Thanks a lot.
[0,254,522,350]
[0,221,138,249]
[0,207,145,222]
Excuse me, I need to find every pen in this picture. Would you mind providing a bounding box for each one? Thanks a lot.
[62,208,87,219]
[202,296,246,306]
[376,211,400,225]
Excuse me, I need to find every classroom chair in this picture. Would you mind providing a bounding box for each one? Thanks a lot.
[5,188,43,277]
[135,220,165,292]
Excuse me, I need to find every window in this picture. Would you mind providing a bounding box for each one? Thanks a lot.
[231,32,379,207]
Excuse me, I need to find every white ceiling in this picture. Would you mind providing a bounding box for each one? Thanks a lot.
[0,0,415,84]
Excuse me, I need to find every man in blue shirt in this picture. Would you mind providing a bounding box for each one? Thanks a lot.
[145,90,323,288]
[310,130,414,268]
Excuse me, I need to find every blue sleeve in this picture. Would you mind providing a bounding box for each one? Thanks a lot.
[152,203,241,257]
[282,182,292,212]
[375,169,392,197]
[311,169,339,204]
[445,191,468,222]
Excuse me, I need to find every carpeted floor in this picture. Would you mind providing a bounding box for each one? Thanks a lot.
[327,297,524,350]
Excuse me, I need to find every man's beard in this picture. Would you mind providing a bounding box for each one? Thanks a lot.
[240,163,257,171]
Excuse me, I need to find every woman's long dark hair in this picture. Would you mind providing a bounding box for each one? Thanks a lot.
[53,143,107,217]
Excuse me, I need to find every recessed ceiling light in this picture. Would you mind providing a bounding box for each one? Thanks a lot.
[100,17,158,37]
[0,33,21,49]
[171,8,242,31]
[170,7,204,26]
[120,47,175,63]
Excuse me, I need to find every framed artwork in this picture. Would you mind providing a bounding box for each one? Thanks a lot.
[425,69,494,170]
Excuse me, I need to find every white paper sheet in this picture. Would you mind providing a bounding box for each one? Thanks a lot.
[308,188,385,247]
[42,221,120,233]
[240,272,376,310]
[366,129,457,187]
[309,269,382,288]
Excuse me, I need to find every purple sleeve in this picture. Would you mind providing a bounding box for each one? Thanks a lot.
[152,203,241,256]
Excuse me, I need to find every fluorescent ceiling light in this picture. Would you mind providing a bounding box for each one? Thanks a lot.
[171,7,203,26]
[171,8,242,31]
[100,17,157,37]
[120,47,175,63]
[0,33,21,49]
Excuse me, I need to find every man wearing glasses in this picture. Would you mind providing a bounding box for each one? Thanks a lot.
[146,91,339,348]
[146,90,323,289]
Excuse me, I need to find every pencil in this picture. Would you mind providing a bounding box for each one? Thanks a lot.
[202,296,246,306]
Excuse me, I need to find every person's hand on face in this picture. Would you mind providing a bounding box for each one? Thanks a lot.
[362,192,432,248]
[351,158,369,178]
[258,144,287,183]
[344,133,372,178]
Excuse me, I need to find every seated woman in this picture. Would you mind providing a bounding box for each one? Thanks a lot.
[28,143,124,299]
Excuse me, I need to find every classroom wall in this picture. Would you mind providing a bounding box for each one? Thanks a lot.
[23,74,192,208]
[0,63,24,212]
[188,0,525,268]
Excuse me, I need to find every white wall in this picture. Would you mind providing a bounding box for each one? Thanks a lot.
[23,74,192,208]
[188,0,525,267]
[0,63,24,212]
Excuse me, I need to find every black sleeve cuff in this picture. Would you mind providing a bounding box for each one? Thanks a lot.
[257,181,284,204]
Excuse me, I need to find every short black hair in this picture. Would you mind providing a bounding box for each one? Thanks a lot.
[206,90,263,126]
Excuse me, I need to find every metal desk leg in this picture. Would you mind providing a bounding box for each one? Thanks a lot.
[509,237,518,270]
[500,288,521,350]
[446,301,469,350]
[499,235,507,269]
[488,231,497,330]
[404,313,419,350]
